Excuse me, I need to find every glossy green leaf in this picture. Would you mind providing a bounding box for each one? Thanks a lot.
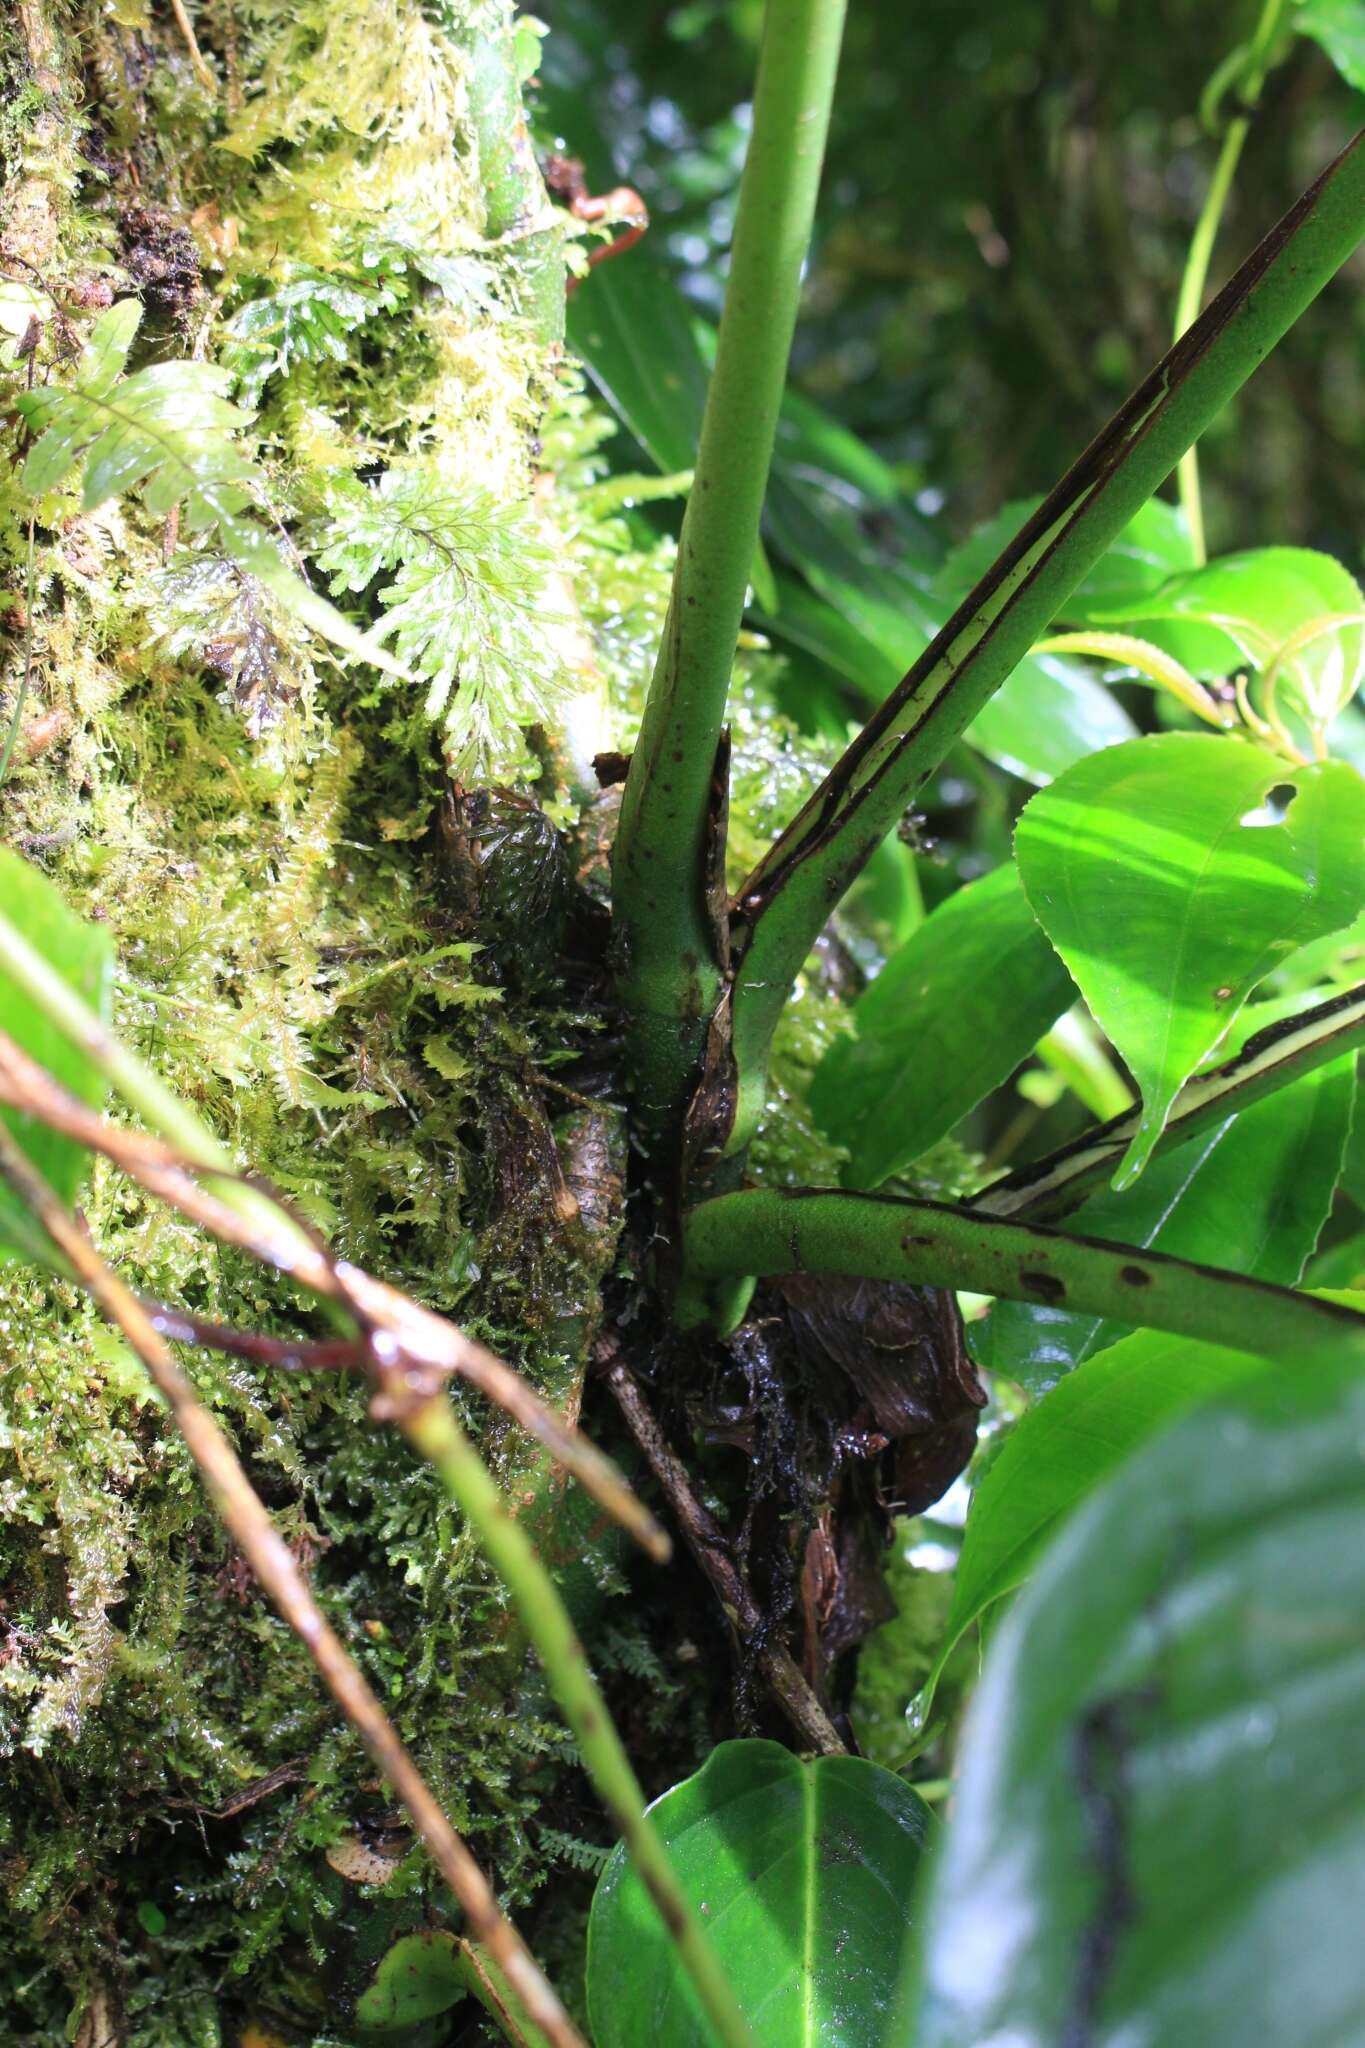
[978,1049,1355,1388]
[1082,546,1365,726]
[1306,1228,1365,1288]
[1015,734,1365,1183]
[0,851,114,1263]
[567,243,709,477]
[354,1930,466,2030]
[910,1328,1270,1736]
[1298,0,1365,91]
[587,1738,932,2048]
[899,1346,1365,2048]
[811,864,1075,1187]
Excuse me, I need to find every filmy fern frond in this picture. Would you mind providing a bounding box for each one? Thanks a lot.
[313,464,566,767]
[13,299,399,672]
[222,268,404,406]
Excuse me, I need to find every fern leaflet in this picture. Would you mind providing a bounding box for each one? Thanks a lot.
[14,299,397,672]
[313,464,566,767]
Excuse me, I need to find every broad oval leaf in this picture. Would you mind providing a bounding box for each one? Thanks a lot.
[977,1051,1356,1387]
[899,1344,1365,2048]
[810,864,1075,1187]
[354,1930,466,2030]
[909,1328,1269,1736]
[587,1738,931,2048]
[0,850,114,1264]
[1014,734,1365,1183]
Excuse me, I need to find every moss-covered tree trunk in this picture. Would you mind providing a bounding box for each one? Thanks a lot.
[0,3,662,2038]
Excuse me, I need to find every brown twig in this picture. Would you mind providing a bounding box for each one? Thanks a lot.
[141,1300,365,1372]
[603,1351,846,1756]
[0,1121,584,2048]
[0,1029,668,1561]
[167,0,216,92]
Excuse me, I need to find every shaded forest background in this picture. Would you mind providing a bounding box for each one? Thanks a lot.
[543,0,1365,551]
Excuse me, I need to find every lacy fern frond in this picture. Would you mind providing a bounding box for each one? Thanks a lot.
[313,463,566,768]
[222,267,405,406]
[13,299,396,670]
[536,1826,612,1875]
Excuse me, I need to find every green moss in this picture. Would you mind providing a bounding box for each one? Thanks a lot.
[0,0,861,2030]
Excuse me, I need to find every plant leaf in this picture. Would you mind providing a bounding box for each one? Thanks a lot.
[966,653,1139,785]
[1298,0,1365,91]
[1079,546,1365,725]
[15,300,400,673]
[977,1051,1355,1387]
[810,863,1075,1187]
[909,1328,1270,1739]
[354,1931,467,2029]
[0,851,114,1264]
[587,1738,931,2048]
[1014,734,1365,1184]
[897,1343,1365,2048]
[566,240,710,477]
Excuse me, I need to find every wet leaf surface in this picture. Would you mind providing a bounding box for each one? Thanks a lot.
[588,1738,932,2047]
[900,1344,1365,2048]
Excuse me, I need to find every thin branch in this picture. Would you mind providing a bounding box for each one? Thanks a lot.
[0,1028,668,1561]
[681,1186,1365,1359]
[167,0,216,91]
[1173,0,1290,561]
[724,130,1365,1144]
[396,1387,755,2048]
[0,1121,582,2048]
[603,1349,846,1757]
[972,982,1365,1222]
[140,1301,366,1372]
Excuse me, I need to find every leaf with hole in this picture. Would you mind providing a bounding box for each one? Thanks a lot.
[1014,734,1365,1185]
[897,1339,1365,2048]
[810,863,1075,1187]
[0,851,114,1264]
[586,1738,932,2047]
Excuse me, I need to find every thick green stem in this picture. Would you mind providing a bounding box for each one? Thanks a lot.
[682,1187,1365,1359]
[401,1395,755,2048]
[1174,0,1289,561]
[725,130,1365,1147]
[972,980,1365,1223]
[611,0,847,1154]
